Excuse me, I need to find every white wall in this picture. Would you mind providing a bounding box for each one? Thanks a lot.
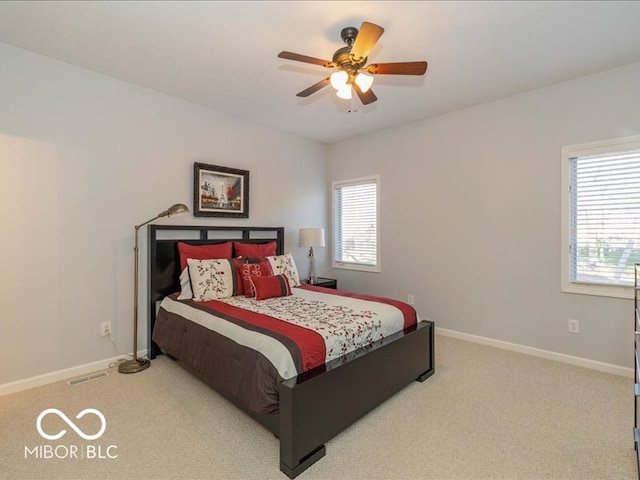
[0,43,328,386]
[328,61,640,368]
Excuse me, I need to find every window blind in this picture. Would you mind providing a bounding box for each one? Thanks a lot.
[334,178,378,268]
[570,150,640,286]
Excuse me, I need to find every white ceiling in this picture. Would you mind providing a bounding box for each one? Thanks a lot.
[1,1,640,144]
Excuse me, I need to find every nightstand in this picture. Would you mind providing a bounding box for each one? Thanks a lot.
[307,277,337,289]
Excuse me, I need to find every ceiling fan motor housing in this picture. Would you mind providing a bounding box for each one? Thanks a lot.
[332,46,366,72]
[335,27,367,72]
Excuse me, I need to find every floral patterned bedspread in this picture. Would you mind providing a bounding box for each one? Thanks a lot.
[158,285,417,380]
[219,286,412,369]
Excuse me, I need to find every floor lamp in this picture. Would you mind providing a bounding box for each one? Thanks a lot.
[118,203,190,374]
[299,228,325,285]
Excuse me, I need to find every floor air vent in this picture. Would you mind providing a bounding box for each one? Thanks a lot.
[66,370,108,386]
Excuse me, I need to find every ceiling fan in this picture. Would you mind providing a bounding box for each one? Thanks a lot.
[277,21,427,106]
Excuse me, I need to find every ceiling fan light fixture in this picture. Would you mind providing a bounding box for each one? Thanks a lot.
[336,85,352,100]
[330,70,349,90]
[354,72,374,93]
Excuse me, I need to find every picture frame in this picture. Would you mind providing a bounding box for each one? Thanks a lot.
[193,162,250,218]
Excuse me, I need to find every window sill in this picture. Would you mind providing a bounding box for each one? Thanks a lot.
[332,262,380,273]
[561,281,634,300]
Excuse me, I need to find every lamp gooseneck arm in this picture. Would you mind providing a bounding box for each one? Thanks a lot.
[135,202,189,230]
[135,213,164,230]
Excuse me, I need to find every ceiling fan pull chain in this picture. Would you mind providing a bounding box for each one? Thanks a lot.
[348,93,358,114]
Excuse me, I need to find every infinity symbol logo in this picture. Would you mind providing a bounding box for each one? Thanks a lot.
[36,408,106,441]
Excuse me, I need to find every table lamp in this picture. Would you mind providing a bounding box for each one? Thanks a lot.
[298,228,325,285]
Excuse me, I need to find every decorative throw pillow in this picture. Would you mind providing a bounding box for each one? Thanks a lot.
[233,257,273,297]
[233,241,277,258]
[266,253,301,287]
[177,242,233,270]
[176,242,233,299]
[250,274,292,301]
[187,258,236,301]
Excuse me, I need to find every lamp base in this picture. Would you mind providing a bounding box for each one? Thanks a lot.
[118,358,150,374]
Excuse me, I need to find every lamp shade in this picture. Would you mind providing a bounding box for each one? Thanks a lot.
[355,72,374,93]
[165,203,189,216]
[299,228,326,248]
[336,85,352,100]
[330,70,348,90]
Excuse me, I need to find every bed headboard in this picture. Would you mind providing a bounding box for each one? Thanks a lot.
[147,225,285,358]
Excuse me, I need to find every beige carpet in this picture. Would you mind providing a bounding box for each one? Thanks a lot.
[0,335,636,480]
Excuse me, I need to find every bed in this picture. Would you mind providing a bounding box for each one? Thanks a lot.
[147,225,435,478]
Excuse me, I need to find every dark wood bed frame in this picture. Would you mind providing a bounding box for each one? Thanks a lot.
[147,225,435,478]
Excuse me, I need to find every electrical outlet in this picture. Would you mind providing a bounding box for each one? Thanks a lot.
[101,322,112,337]
[407,295,415,305]
[568,319,579,334]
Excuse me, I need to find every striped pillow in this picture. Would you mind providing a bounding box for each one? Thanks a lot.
[249,274,292,301]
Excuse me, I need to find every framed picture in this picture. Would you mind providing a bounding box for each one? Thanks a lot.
[193,162,250,218]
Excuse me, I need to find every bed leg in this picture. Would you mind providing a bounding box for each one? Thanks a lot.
[279,378,327,478]
[416,367,435,382]
[149,339,162,360]
[415,320,435,383]
[280,444,326,479]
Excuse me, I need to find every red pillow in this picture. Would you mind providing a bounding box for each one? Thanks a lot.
[233,241,277,258]
[250,274,292,301]
[233,257,273,297]
[178,242,233,271]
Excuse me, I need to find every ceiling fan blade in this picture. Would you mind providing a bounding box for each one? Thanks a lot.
[296,77,330,97]
[354,84,378,105]
[350,22,384,62]
[366,61,428,75]
[278,51,333,68]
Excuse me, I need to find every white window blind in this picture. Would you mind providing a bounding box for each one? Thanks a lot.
[570,149,640,287]
[333,176,380,272]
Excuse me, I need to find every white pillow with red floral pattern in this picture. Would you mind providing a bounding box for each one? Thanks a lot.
[265,253,301,287]
[187,258,235,301]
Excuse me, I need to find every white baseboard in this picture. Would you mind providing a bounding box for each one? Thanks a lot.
[436,327,633,378]
[3,329,631,396]
[0,350,146,397]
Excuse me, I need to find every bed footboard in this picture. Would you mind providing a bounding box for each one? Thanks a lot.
[278,320,434,478]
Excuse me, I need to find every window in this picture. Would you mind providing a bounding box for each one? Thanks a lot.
[332,175,380,272]
[561,135,640,298]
